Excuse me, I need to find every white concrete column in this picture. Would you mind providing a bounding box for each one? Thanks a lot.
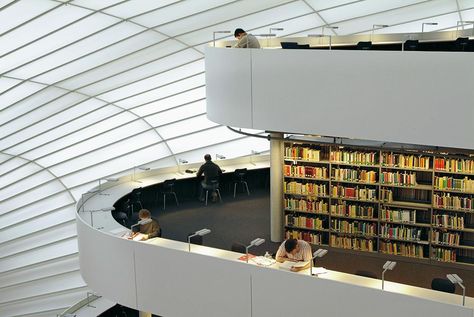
[139,311,152,317]
[270,132,284,242]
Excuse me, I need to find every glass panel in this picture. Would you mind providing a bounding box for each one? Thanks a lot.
[459,8,474,29]
[177,135,270,164]
[305,0,363,11]
[252,13,324,40]
[0,193,74,229]
[166,125,243,154]
[146,100,207,128]
[176,1,312,46]
[132,0,237,27]
[0,81,45,112]
[104,0,181,18]
[0,14,119,74]
[0,93,88,151]
[0,182,67,216]
[156,114,218,139]
[0,170,54,202]
[78,48,202,96]
[23,109,131,161]
[0,0,56,34]
[48,130,161,176]
[0,4,90,56]
[321,0,458,34]
[60,142,172,187]
[117,73,205,109]
[375,12,462,34]
[459,0,474,10]
[38,120,151,166]
[97,59,205,102]
[157,0,295,36]
[34,25,154,84]
[133,86,206,117]
[8,19,149,79]
[71,0,125,10]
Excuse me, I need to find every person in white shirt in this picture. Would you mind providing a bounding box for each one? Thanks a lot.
[233,28,261,48]
[275,238,312,272]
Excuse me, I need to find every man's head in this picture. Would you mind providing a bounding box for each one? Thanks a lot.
[138,209,151,220]
[284,238,299,255]
[234,28,246,39]
[204,154,212,162]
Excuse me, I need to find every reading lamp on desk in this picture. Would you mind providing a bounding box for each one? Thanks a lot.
[310,249,328,276]
[216,154,226,160]
[178,158,188,174]
[188,229,211,252]
[421,22,438,33]
[245,238,265,263]
[83,207,115,227]
[88,177,119,195]
[132,166,150,183]
[447,274,466,306]
[381,261,397,290]
[371,24,389,41]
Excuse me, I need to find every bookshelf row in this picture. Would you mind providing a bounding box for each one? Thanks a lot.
[282,142,474,266]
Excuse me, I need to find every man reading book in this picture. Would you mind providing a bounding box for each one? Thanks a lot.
[275,238,312,272]
[136,209,161,241]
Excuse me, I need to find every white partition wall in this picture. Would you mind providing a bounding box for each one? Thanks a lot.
[206,47,474,150]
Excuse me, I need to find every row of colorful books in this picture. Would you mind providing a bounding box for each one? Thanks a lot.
[433,193,473,210]
[434,158,474,174]
[332,169,377,183]
[379,241,425,258]
[330,203,375,219]
[431,231,460,246]
[331,185,377,201]
[380,208,416,223]
[284,181,327,196]
[432,214,465,229]
[285,146,321,161]
[284,164,328,179]
[285,215,325,230]
[330,235,374,252]
[284,198,328,213]
[434,176,474,192]
[380,225,423,241]
[382,153,430,170]
[330,150,377,165]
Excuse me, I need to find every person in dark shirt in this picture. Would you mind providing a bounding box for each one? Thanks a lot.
[196,154,223,202]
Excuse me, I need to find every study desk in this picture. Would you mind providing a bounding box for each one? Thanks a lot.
[76,155,474,317]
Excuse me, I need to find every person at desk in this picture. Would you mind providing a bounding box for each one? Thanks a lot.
[135,209,160,240]
[197,154,222,202]
[275,238,312,272]
[233,28,261,48]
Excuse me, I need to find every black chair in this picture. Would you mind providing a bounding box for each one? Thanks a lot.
[160,178,178,210]
[431,278,455,293]
[233,168,250,198]
[204,176,222,206]
[114,211,129,227]
[280,42,299,49]
[454,37,469,51]
[128,187,143,215]
[404,39,419,51]
[357,41,372,50]
[231,242,247,253]
[355,270,378,279]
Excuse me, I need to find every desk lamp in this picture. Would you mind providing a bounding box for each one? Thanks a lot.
[213,30,231,47]
[310,249,328,276]
[381,261,396,290]
[188,229,211,252]
[447,274,466,305]
[422,22,438,33]
[245,238,265,263]
[132,166,150,183]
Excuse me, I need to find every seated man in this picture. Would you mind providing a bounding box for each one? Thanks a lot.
[136,209,160,240]
[196,154,222,202]
[275,238,312,272]
[233,28,261,48]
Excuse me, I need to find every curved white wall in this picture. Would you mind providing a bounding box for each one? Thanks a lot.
[206,47,474,150]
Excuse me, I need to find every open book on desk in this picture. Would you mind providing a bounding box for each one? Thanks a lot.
[278,260,309,271]
[121,231,146,241]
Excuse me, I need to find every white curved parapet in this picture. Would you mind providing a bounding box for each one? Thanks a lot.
[205,46,474,150]
[76,157,474,317]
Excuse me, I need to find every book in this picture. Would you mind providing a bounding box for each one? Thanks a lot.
[278,260,309,271]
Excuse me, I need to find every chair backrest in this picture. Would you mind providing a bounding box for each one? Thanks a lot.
[231,242,247,253]
[131,187,142,201]
[431,278,455,293]
[404,39,419,51]
[162,178,176,191]
[355,270,378,279]
[280,42,299,49]
[357,41,372,50]
[114,211,128,226]
[234,168,248,179]
[207,175,220,187]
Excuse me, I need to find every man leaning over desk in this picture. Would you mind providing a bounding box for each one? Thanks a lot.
[276,238,312,272]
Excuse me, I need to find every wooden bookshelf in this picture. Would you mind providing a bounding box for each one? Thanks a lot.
[282,141,474,266]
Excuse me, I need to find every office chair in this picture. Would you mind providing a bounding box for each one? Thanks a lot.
[404,39,419,51]
[231,242,247,253]
[204,176,222,206]
[280,42,299,49]
[114,211,128,227]
[160,178,179,210]
[454,37,469,51]
[431,278,456,293]
[357,41,372,50]
[188,233,203,245]
[128,187,143,215]
[355,270,378,279]
[233,168,250,198]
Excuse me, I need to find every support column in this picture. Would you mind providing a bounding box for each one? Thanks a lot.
[139,311,151,317]
[270,132,284,242]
